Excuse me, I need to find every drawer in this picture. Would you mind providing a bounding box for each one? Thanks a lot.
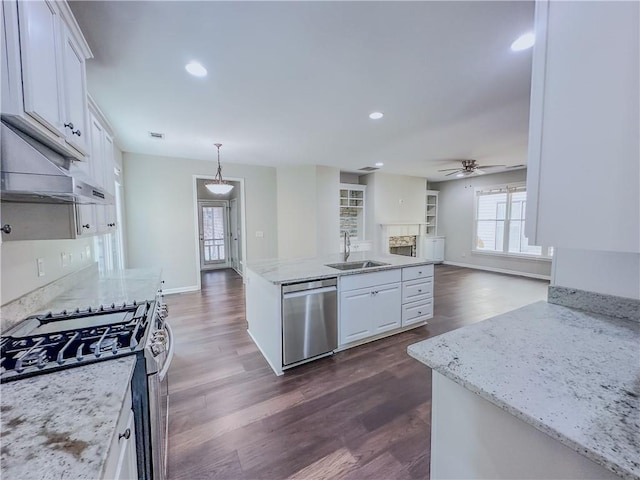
[401,299,433,326]
[402,264,434,282]
[340,268,402,292]
[402,278,433,303]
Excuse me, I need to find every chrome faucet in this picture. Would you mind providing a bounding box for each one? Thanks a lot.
[343,232,351,262]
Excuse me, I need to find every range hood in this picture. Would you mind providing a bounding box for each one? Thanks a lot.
[1,121,113,205]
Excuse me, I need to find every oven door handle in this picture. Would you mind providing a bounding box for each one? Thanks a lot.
[158,322,174,382]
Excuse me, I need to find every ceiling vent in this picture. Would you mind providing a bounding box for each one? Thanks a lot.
[148,131,165,139]
[358,166,379,172]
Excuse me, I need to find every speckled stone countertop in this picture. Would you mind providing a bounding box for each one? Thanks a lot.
[247,251,434,284]
[1,356,136,480]
[38,268,162,313]
[2,267,162,330]
[407,301,640,480]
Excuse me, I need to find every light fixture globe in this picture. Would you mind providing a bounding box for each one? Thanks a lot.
[205,143,234,195]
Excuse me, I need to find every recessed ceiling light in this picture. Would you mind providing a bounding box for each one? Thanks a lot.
[369,112,384,120]
[375,162,384,167]
[510,32,535,52]
[185,61,207,77]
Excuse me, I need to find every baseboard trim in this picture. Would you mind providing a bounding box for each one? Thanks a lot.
[442,261,551,281]
[163,285,200,295]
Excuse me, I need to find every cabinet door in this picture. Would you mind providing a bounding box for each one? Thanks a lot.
[113,410,138,480]
[339,287,372,345]
[103,133,116,196]
[526,1,639,253]
[90,114,105,188]
[76,204,96,236]
[60,23,89,154]
[372,283,401,334]
[17,0,62,134]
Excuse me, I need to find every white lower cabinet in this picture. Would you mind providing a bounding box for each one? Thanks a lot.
[339,269,403,346]
[339,282,401,345]
[401,266,434,327]
[103,383,137,480]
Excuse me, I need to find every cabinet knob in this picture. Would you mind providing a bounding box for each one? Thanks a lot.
[119,428,131,441]
[418,289,422,293]
[64,122,74,130]
[1,224,11,234]
[418,271,422,274]
[82,224,90,229]
[72,129,82,137]
[418,311,422,315]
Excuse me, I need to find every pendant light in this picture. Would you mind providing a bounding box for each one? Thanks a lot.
[205,143,234,195]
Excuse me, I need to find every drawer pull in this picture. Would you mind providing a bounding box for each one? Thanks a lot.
[418,289,422,293]
[119,428,131,441]
[418,311,422,315]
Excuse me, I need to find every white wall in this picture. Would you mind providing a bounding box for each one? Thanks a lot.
[361,172,428,252]
[1,238,95,304]
[123,153,277,292]
[552,249,640,300]
[276,165,318,259]
[315,166,340,256]
[431,169,552,278]
[276,165,340,259]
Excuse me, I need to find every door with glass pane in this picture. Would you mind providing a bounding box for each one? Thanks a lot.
[198,201,228,269]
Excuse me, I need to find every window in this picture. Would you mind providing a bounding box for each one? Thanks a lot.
[474,184,552,258]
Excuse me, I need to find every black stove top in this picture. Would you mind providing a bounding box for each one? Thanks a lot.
[1,301,154,382]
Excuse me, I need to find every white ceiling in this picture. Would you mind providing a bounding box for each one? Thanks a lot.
[69,1,534,181]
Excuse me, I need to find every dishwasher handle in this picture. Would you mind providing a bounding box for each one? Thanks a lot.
[282,278,337,294]
[283,285,337,299]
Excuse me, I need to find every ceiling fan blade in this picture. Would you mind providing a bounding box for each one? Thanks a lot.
[475,169,485,175]
[438,168,464,172]
[505,164,526,169]
[476,164,506,169]
[445,170,463,176]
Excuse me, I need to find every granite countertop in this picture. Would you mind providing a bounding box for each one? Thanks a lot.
[407,301,640,480]
[247,251,434,284]
[2,267,162,331]
[38,268,162,313]
[1,356,136,480]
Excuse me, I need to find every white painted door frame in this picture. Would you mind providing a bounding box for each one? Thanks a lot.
[198,199,230,271]
[192,175,248,292]
[229,197,240,273]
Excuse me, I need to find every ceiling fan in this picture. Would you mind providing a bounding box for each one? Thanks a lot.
[438,159,524,177]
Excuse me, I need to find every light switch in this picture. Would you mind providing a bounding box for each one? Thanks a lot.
[61,252,68,267]
[255,231,264,238]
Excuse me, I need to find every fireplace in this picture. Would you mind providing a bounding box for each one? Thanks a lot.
[389,235,417,257]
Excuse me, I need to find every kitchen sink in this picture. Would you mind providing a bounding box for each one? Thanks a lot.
[325,260,390,271]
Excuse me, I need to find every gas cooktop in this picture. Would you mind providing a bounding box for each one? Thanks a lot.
[1,301,154,382]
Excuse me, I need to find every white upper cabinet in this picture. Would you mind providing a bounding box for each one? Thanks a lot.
[16,1,63,134]
[60,21,89,153]
[1,0,92,159]
[526,1,639,253]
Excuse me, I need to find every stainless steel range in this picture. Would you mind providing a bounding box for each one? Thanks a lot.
[0,296,174,480]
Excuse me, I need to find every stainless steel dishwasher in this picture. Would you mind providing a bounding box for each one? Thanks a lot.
[282,278,338,366]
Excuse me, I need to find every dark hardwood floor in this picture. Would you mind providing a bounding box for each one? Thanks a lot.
[166,265,548,480]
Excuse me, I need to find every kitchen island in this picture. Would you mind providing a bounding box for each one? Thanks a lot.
[0,266,162,480]
[246,252,435,375]
[408,300,640,480]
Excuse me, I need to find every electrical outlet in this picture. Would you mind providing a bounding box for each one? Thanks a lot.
[85,245,91,259]
[61,252,68,268]
[462,252,466,258]
[69,253,73,263]
[36,258,45,277]
[80,251,84,260]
